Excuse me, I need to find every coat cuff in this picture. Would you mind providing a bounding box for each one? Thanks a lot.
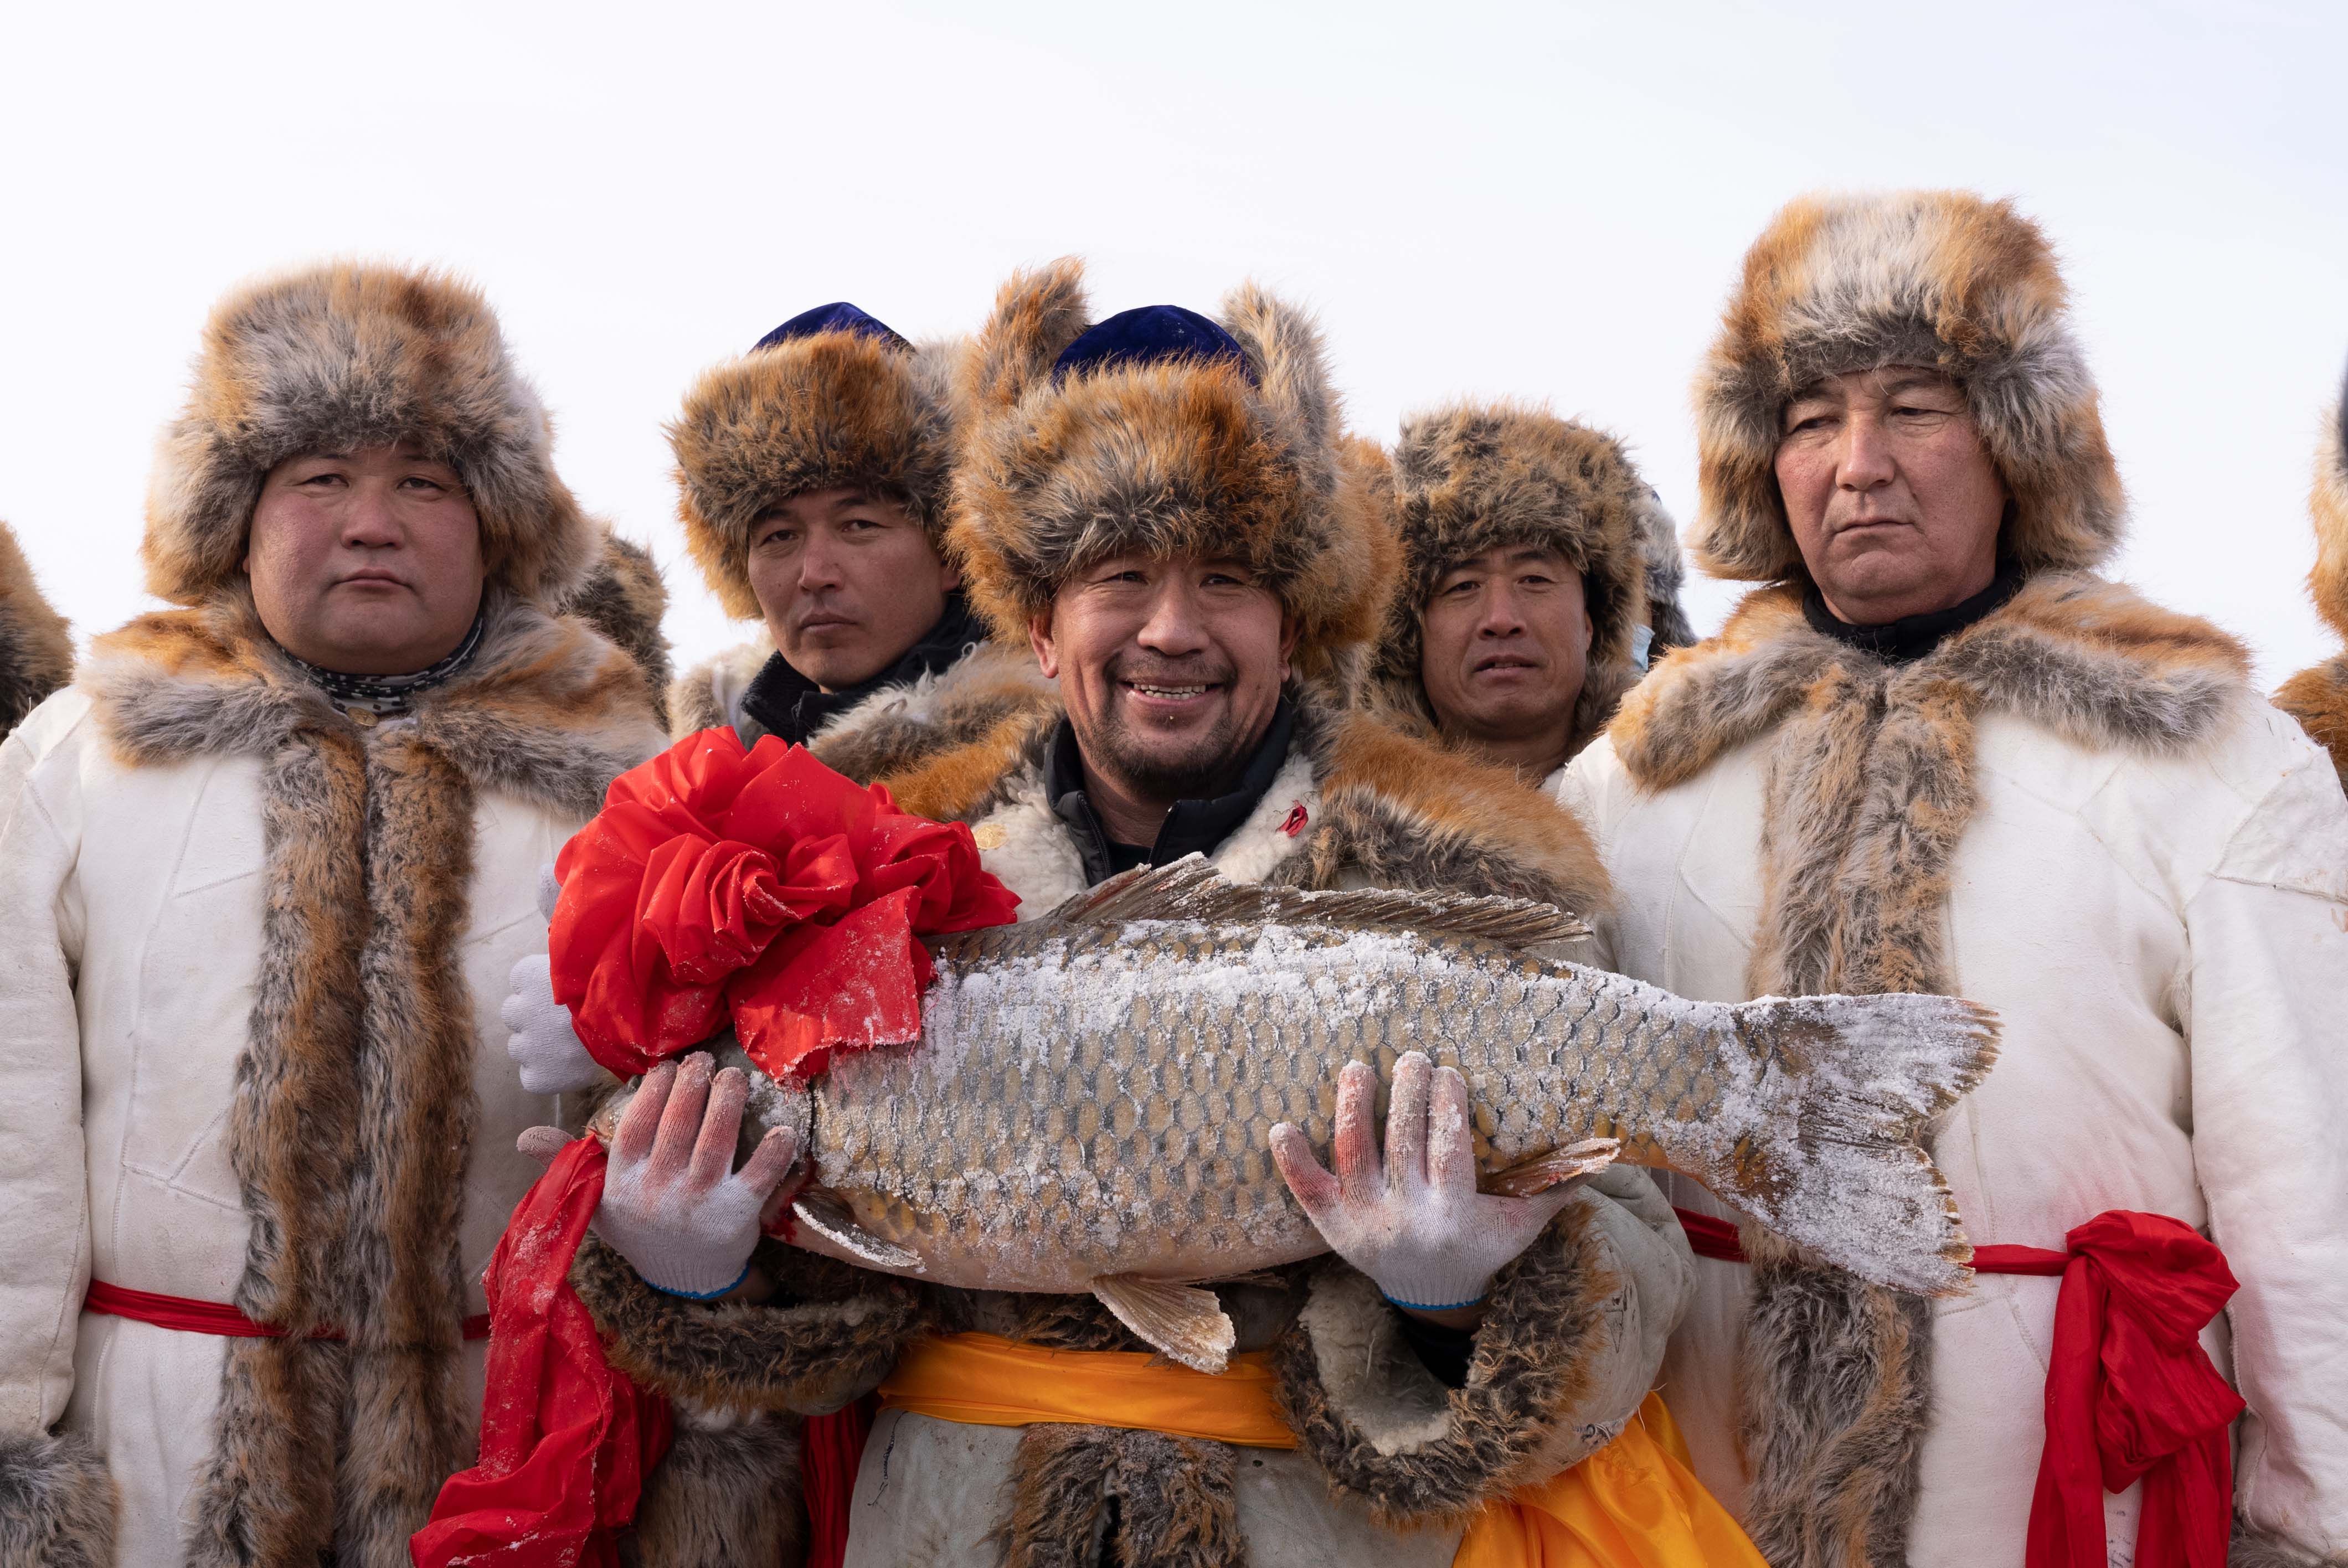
[626,1405,803,1568]
[573,1232,928,1416]
[1273,1169,1692,1528]
[0,1430,117,1568]
[2231,1519,2347,1567]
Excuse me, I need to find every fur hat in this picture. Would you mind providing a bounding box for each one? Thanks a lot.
[1371,405,1665,740]
[562,529,673,728]
[0,522,73,738]
[669,307,958,621]
[144,261,596,609]
[950,258,1393,682]
[1692,190,2124,582]
[2310,388,2348,639]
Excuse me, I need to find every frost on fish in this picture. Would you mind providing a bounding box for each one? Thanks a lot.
[643,858,2000,1370]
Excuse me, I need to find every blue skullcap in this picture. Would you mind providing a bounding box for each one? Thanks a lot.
[1051,305,1256,385]
[753,302,911,354]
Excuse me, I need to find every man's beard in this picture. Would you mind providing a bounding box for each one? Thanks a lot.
[1084,654,1253,803]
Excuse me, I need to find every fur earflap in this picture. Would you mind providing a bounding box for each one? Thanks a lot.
[670,331,961,620]
[2279,393,2348,781]
[1692,190,2124,582]
[561,530,672,729]
[144,261,597,608]
[1369,404,1658,745]
[0,523,72,740]
[950,260,1393,682]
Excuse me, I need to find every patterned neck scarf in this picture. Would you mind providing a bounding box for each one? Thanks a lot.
[280,607,487,718]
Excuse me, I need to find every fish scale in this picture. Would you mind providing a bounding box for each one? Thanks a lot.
[611,858,2000,1371]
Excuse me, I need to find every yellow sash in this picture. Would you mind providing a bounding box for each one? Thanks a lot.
[878,1332,1763,1568]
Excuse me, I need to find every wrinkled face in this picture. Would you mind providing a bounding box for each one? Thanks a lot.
[1418,544,1592,747]
[1775,367,2010,625]
[245,441,485,675]
[746,486,958,691]
[1032,551,1295,803]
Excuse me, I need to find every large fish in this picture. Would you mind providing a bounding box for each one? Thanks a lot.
[606,858,1999,1371]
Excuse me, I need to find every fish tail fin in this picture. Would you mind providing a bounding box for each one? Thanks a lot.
[1717,993,2000,1296]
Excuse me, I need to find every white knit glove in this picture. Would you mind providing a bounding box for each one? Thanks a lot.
[590,1053,802,1298]
[502,864,605,1096]
[1270,1051,1587,1315]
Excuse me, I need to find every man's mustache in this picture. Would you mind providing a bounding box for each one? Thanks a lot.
[1105,653,1235,687]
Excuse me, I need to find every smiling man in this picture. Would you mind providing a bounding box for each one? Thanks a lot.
[664,302,1053,776]
[1368,405,1686,790]
[0,262,666,1566]
[1562,191,2348,1567]
[556,260,1740,1568]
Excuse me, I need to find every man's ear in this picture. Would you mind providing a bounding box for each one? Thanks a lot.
[1278,613,1299,684]
[1029,608,1060,679]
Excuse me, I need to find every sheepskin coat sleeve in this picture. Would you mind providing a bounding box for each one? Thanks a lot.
[0,600,663,1568]
[1564,577,2348,1567]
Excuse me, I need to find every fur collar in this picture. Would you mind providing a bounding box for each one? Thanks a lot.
[0,523,73,739]
[2277,656,2348,785]
[1613,572,2251,791]
[83,590,663,813]
[878,686,1610,919]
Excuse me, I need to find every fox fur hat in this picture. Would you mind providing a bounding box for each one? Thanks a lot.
[1692,189,2124,582]
[1370,404,1671,730]
[143,260,597,610]
[669,305,959,621]
[949,258,1395,683]
[2310,393,2348,642]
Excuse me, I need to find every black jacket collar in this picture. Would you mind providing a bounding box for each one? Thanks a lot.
[740,592,988,746]
[1802,562,2027,665]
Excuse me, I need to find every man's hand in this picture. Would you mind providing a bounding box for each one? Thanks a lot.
[503,863,604,1095]
[1271,1051,1584,1329]
[578,1053,801,1298]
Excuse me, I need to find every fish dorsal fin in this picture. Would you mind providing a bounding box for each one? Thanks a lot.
[1089,1273,1235,1374]
[1048,853,1590,950]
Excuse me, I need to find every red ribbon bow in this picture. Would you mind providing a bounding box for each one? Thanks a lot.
[2022,1211,2244,1568]
[549,729,1019,1083]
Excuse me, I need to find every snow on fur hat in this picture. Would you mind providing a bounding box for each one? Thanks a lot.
[143,260,596,609]
[1692,190,2124,582]
[1371,404,1671,732]
[950,257,1393,681]
[670,304,957,621]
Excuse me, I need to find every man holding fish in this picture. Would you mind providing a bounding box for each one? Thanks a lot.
[1563,191,2348,1567]
[547,261,1760,1568]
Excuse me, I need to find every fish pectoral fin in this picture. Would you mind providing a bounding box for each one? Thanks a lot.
[1089,1275,1235,1375]
[1480,1137,1621,1198]
[791,1189,925,1273]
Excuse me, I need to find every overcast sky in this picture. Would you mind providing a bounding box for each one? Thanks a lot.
[5,1,2343,684]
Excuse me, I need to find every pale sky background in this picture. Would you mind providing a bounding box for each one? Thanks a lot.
[4,1,2344,684]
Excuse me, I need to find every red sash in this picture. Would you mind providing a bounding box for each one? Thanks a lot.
[1672,1206,2241,1568]
[84,1278,490,1342]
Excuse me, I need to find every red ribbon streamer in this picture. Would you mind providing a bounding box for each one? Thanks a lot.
[549,730,1018,1082]
[801,1395,879,1568]
[84,1280,490,1342]
[410,1138,673,1568]
[1675,1208,2240,1568]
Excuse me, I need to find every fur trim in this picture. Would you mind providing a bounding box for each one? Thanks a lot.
[1610,569,2252,1567]
[0,1431,116,1568]
[571,1234,928,1416]
[1633,487,1695,654]
[1369,405,1657,752]
[1692,191,2124,583]
[2229,1520,2347,1567]
[806,640,1058,786]
[671,332,961,619]
[1273,1200,1612,1527]
[78,595,659,1566]
[2275,658,2348,785]
[949,259,1393,683]
[144,260,597,608]
[628,1409,803,1568]
[668,635,773,741]
[0,523,71,741]
[562,529,672,730]
[992,1426,1244,1568]
[2279,392,2348,782]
